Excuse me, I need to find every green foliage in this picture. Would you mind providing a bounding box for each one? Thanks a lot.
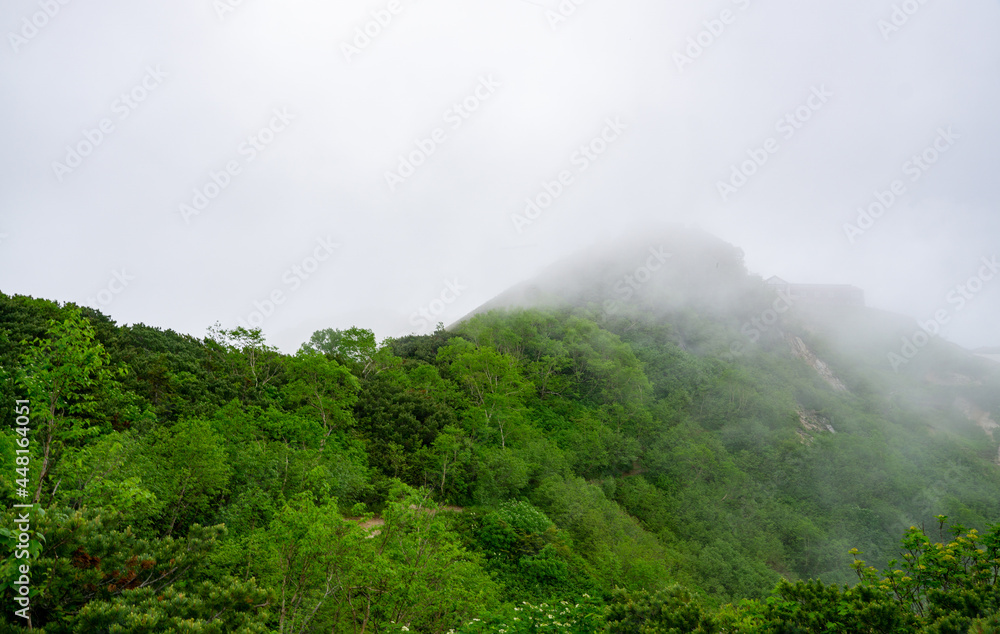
[301,326,393,378]
[465,499,594,602]
[142,418,232,535]
[301,327,344,356]
[0,505,234,631]
[969,613,1000,634]
[430,424,474,500]
[2,293,1000,632]
[452,595,605,634]
[494,500,555,535]
[282,348,359,440]
[246,484,497,633]
[353,361,461,490]
[49,430,159,527]
[15,307,125,504]
[437,337,531,449]
[531,475,683,593]
[205,324,285,404]
[714,519,1000,633]
[848,518,1000,631]
[606,585,718,633]
[725,578,915,633]
[70,577,271,633]
[249,493,356,632]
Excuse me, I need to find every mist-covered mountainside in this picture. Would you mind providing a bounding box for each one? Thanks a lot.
[464,226,756,319]
[463,226,1000,466]
[1,229,999,632]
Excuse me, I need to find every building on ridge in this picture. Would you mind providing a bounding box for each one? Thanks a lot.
[765,276,865,307]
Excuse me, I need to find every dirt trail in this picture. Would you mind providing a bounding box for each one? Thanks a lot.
[345,505,465,538]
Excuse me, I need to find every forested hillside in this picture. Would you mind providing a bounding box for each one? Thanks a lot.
[1,231,999,632]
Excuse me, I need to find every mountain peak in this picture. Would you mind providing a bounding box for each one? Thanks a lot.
[461,224,755,323]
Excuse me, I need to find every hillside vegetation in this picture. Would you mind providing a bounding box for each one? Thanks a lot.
[1,231,998,632]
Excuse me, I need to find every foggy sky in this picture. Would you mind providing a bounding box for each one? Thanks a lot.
[1,0,998,353]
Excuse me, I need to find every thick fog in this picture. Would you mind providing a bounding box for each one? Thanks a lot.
[1,0,998,352]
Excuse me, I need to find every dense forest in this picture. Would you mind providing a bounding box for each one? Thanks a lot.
[1,233,999,632]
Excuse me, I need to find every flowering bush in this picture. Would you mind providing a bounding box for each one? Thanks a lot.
[451,596,605,634]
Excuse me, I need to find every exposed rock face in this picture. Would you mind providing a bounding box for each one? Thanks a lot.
[786,334,848,393]
[954,396,1000,465]
[796,408,836,444]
